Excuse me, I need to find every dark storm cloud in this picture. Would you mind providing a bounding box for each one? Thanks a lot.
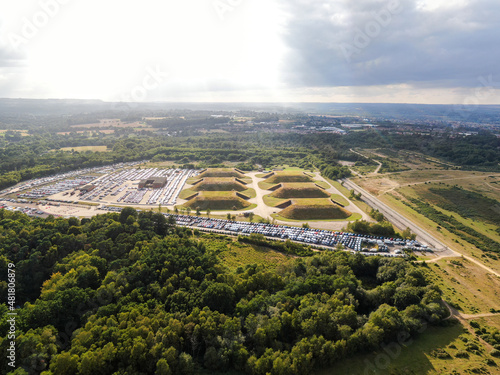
[280,0,500,88]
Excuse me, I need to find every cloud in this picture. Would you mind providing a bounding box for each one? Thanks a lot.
[280,0,500,89]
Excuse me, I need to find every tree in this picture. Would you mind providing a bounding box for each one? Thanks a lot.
[202,283,235,313]
[196,207,201,216]
[49,352,79,375]
[206,208,211,218]
[248,212,254,222]
[402,227,417,240]
[227,213,232,220]
[155,358,172,375]
[119,207,137,224]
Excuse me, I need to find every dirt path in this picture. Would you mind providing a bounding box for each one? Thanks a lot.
[350,148,382,175]
[380,174,500,196]
[442,301,498,352]
[246,171,277,220]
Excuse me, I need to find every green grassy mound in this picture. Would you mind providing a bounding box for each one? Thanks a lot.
[198,168,245,178]
[264,171,314,184]
[183,191,251,211]
[270,183,330,199]
[193,178,247,192]
[279,200,352,220]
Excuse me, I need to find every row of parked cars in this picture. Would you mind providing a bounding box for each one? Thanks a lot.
[170,215,414,255]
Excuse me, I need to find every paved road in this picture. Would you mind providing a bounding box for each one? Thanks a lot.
[342,178,457,256]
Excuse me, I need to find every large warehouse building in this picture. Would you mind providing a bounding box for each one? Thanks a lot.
[138,177,169,189]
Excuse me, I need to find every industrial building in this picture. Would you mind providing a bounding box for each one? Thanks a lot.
[138,177,169,189]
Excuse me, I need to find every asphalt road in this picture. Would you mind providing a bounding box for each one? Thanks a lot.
[342,178,458,257]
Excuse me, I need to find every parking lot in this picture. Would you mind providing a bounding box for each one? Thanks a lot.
[170,214,426,257]
[0,161,198,208]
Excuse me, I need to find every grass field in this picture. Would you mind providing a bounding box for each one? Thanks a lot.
[355,170,500,202]
[477,315,500,330]
[57,146,110,152]
[0,129,30,137]
[192,178,248,192]
[263,195,288,208]
[70,120,151,129]
[408,184,500,227]
[183,191,253,211]
[258,181,277,190]
[270,183,331,199]
[198,168,245,178]
[318,323,498,375]
[264,171,315,184]
[423,258,500,314]
[216,239,291,271]
[330,194,349,207]
[399,184,500,244]
[314,180,331,190]
[277,199,352,221]
[327,178,373,213]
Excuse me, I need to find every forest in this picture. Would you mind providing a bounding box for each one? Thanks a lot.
[1,120,498,192]
[0,208,448,374]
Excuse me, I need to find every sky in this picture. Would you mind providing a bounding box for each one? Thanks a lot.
[0,0,499,104]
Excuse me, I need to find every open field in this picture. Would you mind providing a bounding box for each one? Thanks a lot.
[0,129,31,137]
[214,238,291,271]
[476,315,500,330]
[354,170,500,201]
[56,146,110,152]
[318,323,499,375]
[353,148,455,172]
[398,184,500,242]
[352,168,500,266]
[70,119,152,130]
[424,258,500,315]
